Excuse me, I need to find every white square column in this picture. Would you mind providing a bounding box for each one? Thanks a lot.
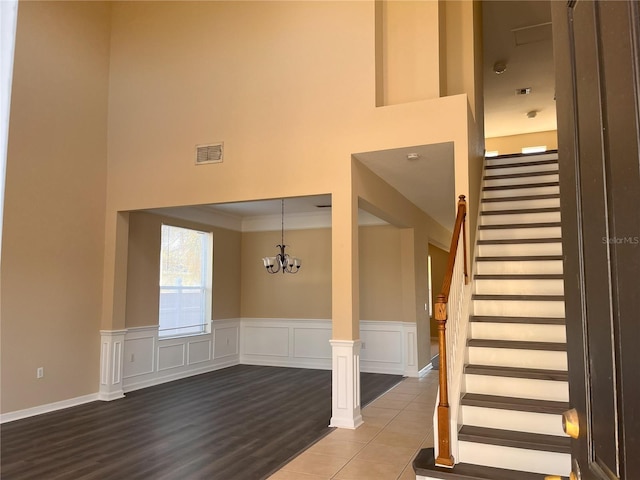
[98,329,127,401]
[329,339,363,429]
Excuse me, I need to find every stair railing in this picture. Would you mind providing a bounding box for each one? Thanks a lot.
[435,194,469,467]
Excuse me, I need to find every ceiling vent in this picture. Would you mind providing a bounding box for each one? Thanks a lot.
[516,87,532,96]
[195,143,224,165]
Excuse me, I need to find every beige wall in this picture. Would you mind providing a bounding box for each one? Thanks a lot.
[359,225,403,321]
[127,217,405,324]
[485,130,558,155]
[241,228,332,319]
[125,212,241,329]
[376,0,440,106]
[2,0,484,413]
[101,1,476,349]
[1,2,111,413]
[353,160,451,369]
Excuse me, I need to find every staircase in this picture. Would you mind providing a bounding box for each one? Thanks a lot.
[416,151,571,479]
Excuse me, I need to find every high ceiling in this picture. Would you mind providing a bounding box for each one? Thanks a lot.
[483,1,556,138]
[151,2,554,232]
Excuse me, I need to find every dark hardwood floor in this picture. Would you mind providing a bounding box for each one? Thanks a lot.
[1,365,403,480]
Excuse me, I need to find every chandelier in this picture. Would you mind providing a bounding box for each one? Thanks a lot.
[262,199,301,274]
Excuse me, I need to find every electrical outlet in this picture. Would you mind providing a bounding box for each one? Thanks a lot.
[36,367,44,379]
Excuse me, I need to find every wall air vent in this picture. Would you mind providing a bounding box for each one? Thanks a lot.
[195,143,224,165]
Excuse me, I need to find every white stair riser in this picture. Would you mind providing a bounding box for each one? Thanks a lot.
[473,300,565,318]
[479,226,562,240]
[461,406,567,436]
[481,211,561,225]
[465,374,569,401]
[483,186,559,199]
[467,347,568,371]
[478,242,562,257]
[476,260,563,275]
[474,278,564,295]
[482,198,560,211]
[486,163,559,176]
[484,174,559,188]
[457,442,571,476]
[485,153,559,167]
[470,322,566,343]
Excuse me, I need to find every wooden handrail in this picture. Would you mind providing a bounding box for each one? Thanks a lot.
[435,194,468,467]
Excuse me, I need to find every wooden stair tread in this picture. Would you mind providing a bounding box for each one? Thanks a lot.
[482,193,560,203]
[473,294,564,301]
[465,364,568,381]
[485,159,559,171]
[476,255,563,261]
[478,237,562,244]
[458,426,571,454]
[470,315,565,325]
[461,393,569,414]
[483,181,560,191]
[468,339,566,351]
[484,170,559,180]
[479,222,562,229]
[475,274,564,280]
[481,207,561,215]
[413,448,560,480]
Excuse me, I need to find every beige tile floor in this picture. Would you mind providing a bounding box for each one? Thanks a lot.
[269,369,439,480]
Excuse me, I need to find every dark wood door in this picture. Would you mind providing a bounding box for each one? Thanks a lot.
[552,1,640,479]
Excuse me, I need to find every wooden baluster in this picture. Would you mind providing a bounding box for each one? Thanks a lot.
[433,194,468,467]
[459,195,469,285]
[435,294,454,467]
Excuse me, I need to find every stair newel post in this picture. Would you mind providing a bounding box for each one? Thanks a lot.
[459,195,469,285]
[435,293,454,467]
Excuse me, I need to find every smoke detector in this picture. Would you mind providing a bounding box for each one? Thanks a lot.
[493,61,507,74]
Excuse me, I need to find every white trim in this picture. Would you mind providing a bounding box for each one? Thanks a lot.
[329,339,363,429]
[99,329,127,401]
[0,393,99,424]
[122,319,241,392]
[240,318,419,376]
[419,362,433,377]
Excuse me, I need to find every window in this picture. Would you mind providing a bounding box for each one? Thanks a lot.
[159,225,212,338]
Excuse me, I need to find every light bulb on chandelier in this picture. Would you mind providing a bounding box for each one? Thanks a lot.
[262,199,301,274]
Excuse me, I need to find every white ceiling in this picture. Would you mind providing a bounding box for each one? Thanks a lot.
[353,142,455,229]
[482,1,556,138]
[148,3,551,232]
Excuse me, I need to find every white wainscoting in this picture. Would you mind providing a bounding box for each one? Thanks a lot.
[122,319,240,392]
[240,319,419,376]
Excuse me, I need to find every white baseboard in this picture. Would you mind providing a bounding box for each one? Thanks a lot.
[2,317,420,422]
[419,362,433,377]
[0,393,99,424]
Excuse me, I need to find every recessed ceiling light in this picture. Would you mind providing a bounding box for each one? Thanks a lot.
[407,153,419,161]
[527,110,538,118]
